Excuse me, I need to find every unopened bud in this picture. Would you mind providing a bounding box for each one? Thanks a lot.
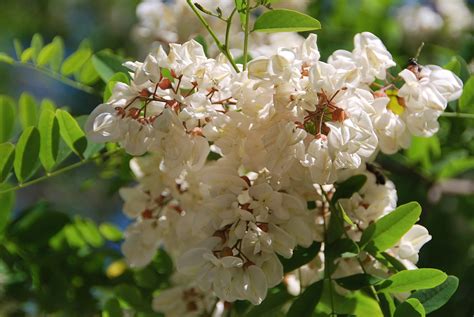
[128,107,141,119]
[220,247,233,257]
[139,88,150,98]
[332,108,347,122]
[240,176,251,188]
[141,209,153,219]
[159,78,172,90]
[257,223,269,232]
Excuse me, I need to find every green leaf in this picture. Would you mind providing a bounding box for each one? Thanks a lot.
[394,298,425,317]
[409,275,458,314]
[92,50,129,82]
[253,9,321,33]
[63,224,87,248]
[37,36,64,71]
[0,95,16,143]
[99,223,123,241]
[327,238,360,260]
[380,252,407,272]
[30,33,44,63]
[0,53,14,64]
[40,99,57,112]
[38,109,60,172]
[332,175,367,202]
[0,185,15,237]
[379,292,396,317]
[0,143,15,183]
[280,241,321,273]
[77,58,100,84]
[13,39,23,59]
[115,284,148,311]
[56,109,87,157]
[335,274,382,291]
[61,48,92,76]
[246,285,294,317]
[19,92,38,128]
[134,266,161,289]
[20,47,34,63]
[287,280,324,317]
[459,75,474,113]
[103,298,123,317]
[75,218,104,247]
[360,202,422,253]
[379,268,447,294]
[13,126,40,183]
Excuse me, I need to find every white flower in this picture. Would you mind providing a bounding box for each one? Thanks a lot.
[352,32,396,82]
[85,104,121,143]
[122,220,161,268]
[390,225,432,269]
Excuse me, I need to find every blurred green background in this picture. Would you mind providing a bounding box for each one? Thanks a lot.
[0,0,473,316]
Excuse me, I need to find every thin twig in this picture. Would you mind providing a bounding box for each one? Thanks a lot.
[441,112,474,119]
[0,148,123,194]
[186,0,239,72]
[242,0,251,70]
[12,61,101,96]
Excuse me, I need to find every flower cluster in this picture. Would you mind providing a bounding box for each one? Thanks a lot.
[86,31,462,314]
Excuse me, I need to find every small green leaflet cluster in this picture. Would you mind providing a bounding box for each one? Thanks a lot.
[0,93,96,184]
[0,34,131,95]
[238,176,458,317]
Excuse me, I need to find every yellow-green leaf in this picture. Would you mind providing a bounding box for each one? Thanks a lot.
[360,202,422,253]
[56,109,87,157]
[19,92,38,128]
[394,298,425,317]
[38,109,59,172]
[0,143,15,183]
[380,268,447,294]
[37,36,64,71]
[30,33,44,63]
[20,47,34,63]
[61,48,92,76]
[253,9,321,33]
[0,53,14,64]
[0,96,16,143]
[13,126,40,183]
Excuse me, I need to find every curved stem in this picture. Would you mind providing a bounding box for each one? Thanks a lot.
[186,0,239,72]
[0,148,123,194]
[441,112,474,119]
[12,61,101,96]
[242,0,251,70]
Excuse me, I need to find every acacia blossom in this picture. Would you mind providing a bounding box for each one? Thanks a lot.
[85,30,462,314]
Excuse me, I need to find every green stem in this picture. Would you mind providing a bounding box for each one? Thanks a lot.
[225,8,237,59]
[13,61,100,96]
[0,148,123,194]
[186,0,239,72]
[242,0,251,70]
[441,112,474,119]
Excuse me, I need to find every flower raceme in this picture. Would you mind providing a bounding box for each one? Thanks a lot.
[86,32,462,313]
